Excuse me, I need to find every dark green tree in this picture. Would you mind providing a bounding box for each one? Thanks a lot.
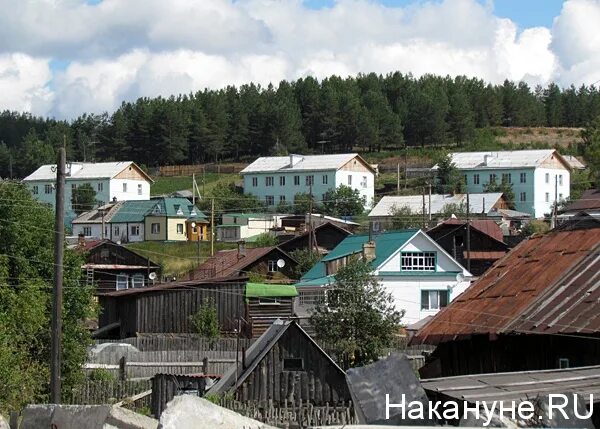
[311,259,402,369]
[581,115,600,186]
[290,248,321,278]
[322,185,365,218]
[389,205,421,230]
[293,192,314,215]
[435,154,464,193]
[71,183,98,215]
[484,177,516,209]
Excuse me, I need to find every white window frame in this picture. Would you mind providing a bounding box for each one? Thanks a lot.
[473,174,479,185]
[123,183,127,192]
[268,260,278,272]
[266,176,274,186]
[265,195,274,206]
[520,173,526,183]
[545,173,550,184]
[347,175,352,186]
[294,175,300,186]
[305,175,314,186]
[252,177,258,187]
[361,176,367,188]
[131,274,145,288]
[421,290,449,311]
[279,195,286,203]
[176,223,184,234]
[114,226,120,236]
[116,274,128,291]
[559,174,563,186]
[502,173,511,184]
[45,184,53,194]
[138,184,143,195]
[489,173,496,184]
[400,252,436,271]
[545,192,550,202]
[32,185,39,194]
[151,223,160,234]
[98,182,103,192]
[83,226,92,236]
[520,192,526,202]
[322,175,328,185]
[130,225,140,236]
[279,176,285,186]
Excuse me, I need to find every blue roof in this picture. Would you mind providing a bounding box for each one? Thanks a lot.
[296,229,418,287]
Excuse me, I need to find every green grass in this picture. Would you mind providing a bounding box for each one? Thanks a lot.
[126,241,237,277]
[152,173,240,196]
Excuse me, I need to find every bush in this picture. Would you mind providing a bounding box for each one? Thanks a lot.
[189,300,220,340]
[522,220,549,236]
[253,232,278,247]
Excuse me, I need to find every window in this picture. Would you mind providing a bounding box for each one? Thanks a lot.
[520,192,526,202]
[559,193,563,200]
[252,177,258,187]
[123,183,127,192]
[279,176,285,186]
[71,183,77,194]
[97,182,103,192]
[45,184,53,194]
[473,174,480,185]
[520,172,526,183]
[489,173,496,184]
[221,227,238,239]
[151,223,160,234]
[32,185,38,194]
[104,226,109,237]
[258,297,281,305]
[502,173,511,184]
[559,174,563,186]
[265,195,274,206]
[322,194,326,202]
[322,175,328,185]
[130,225,140,236]
[114,226,120,236]
[283,358,304,371]
[347,175,352,186]
[294,175,300,186]
[558,358,570,369]
[279,195,286,203]
[362,176,368,188]
[268,260,278,272]
[116,274,128,291]
[176,223,184,234]
[400,252,436,271]
[305,175,314,186]
[131,274,145,288]
[545,192,550,202]
[545,173,550,183]
[266,176,274,186]
[421,290,449,311]
[83,226,92,236]
[138,184,142,195]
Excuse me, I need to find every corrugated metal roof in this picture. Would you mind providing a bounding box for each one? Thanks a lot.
[421,365,600,404]
[98,276,247,297]
[462,251,507,260]
[565,189,600,212]
[368,193,504,217]
[429,218,505,243]
[72,202,122,224]
[240,153,370,173]
[23,161,152,181]
[110,200,158,223]
[413,226,600,345]
[563,155,586,169]
[439,150,567,170]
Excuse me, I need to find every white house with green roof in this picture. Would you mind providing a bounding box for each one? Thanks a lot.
[295,229,473,324]
[217,213,286,242]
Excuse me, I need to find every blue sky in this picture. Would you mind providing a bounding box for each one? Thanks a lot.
[304,0,565,29]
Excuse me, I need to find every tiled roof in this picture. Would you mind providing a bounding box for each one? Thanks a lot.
[241,153,374,174]
[438,150,568,170]
[23,161,152,182]
[413,226,600,345]
[369,193,504,217]
[297,230,418,287]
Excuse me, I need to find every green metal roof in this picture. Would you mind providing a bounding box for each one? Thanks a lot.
[226,213,268,219]
[154,197,207,218]
[246,283,298,298]
[110,200,158,223]
[297,229,418,288]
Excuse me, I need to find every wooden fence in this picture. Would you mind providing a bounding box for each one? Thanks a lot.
[219,398,356,428]
[158,163,246,177]
[94,334,252,352]
[66,379,151,406]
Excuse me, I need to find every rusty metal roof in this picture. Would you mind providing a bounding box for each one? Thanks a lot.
[98,276,247,297]
[429,218,505,243]
[565,189,600,212]
[413,227,600,345]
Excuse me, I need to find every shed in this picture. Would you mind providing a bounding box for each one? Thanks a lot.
[245,283,298,337]
[151,373,220,418]
[208,320,351,405]
[97,277,247,339]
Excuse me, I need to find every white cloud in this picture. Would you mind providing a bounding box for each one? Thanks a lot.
[0,0,597,118]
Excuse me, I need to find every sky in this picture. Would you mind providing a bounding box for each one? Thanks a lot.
[1,0,599,120]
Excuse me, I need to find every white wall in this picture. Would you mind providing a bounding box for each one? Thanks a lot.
[334,170,375,208]
[109,179,151,202]
[533,168,570,218]
[72,223,103,238]
[381,276,471,324]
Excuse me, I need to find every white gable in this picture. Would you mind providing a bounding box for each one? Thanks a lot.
[376,230,470,276]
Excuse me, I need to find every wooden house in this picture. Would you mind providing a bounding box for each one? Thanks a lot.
[278,221,353,255]
[412,224,600,378]
[96,277,246,339]
[186,245,298,283]
[76,238,160,293]
[426,219,508,276]
[245,283,298,337]
[208,320,351,405]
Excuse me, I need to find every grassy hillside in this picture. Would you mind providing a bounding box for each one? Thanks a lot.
[126,241,237,277]
[151,173,241,197]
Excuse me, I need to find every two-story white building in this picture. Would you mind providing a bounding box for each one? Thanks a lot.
[23,161,153,223]
[240,154,376,209]
[295,229,473,324]
[439,150,571,218]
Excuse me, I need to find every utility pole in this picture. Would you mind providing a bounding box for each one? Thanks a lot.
[397,163,400,195]
[422,187,426,229]
[466,191,471,273]
[428,182,432,222]
[192,173,196,205]
[51,147,66,404]
[210,198,215,256]
[404,149,408,189]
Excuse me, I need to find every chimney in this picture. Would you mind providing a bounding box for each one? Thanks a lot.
[289,154,303,167]
[237,240,246,259]
[484,154,493,166]
[77,233,85,249]
[362,241,376,263]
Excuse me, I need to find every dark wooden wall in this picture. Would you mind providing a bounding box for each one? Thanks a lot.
[99,281,246,338]
[421,334,600,378]
[244,251,297,282]
[93,269,152,294]
[87,242,157,267]
[236,324,351,405]
[247,297,295,337]
[279,225,350,254]
[151,374,214,418]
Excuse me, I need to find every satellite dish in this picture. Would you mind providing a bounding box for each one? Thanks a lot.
[456,273,464,283]
[277,259,286,268]
[149,272,157,280]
